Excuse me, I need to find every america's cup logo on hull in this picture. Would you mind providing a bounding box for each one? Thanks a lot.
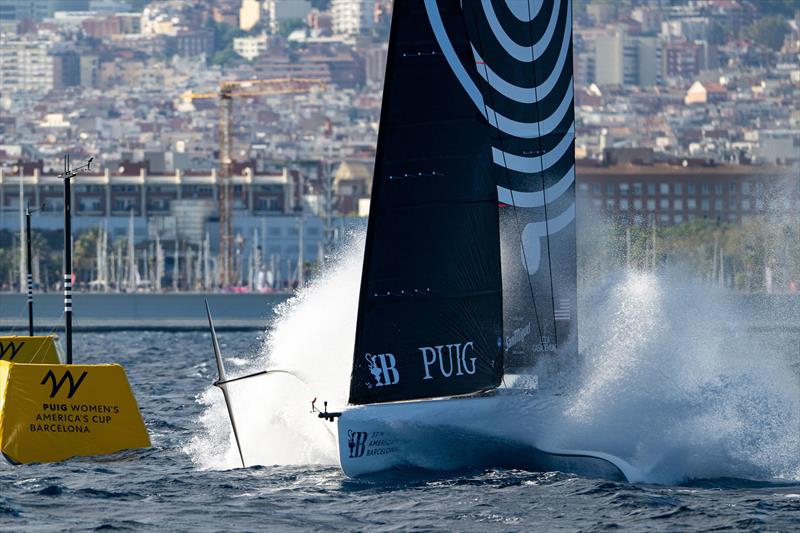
[347,430,368,458]
[365,353,400,387]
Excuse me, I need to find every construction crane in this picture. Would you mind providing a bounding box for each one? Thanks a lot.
[182,77,326,288]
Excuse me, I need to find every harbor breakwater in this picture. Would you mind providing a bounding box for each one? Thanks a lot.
[0,292,291,331]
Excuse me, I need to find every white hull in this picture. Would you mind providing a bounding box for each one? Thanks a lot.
[337,391,632,481]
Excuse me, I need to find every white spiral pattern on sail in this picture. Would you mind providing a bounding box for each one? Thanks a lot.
[424,0,575,274]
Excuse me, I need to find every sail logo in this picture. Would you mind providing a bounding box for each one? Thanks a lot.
[0,341,25,361]
[365,353,400,387]
[347,430,368,458]
[419,342,477,380]
[41,369,88,399]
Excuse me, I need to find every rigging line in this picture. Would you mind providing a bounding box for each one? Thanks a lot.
[466,2,547,357]
[527,0,559,346]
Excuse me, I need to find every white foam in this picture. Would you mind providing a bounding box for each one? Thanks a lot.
[188,234,800,484]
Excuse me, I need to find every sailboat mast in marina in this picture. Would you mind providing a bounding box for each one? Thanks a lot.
[209,0,630,480]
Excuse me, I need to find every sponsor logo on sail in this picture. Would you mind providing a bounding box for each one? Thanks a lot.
[0,341,25,361]
[347,430,368,458]
[41,369,88,399]
[365,353,400,387]
[419,341,477,380]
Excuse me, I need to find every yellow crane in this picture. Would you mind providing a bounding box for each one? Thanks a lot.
[182,78,326,288]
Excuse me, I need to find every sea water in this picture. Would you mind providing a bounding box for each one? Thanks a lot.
[1,233,798,530]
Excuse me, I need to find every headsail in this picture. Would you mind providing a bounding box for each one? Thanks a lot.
[348,0,504,405]
[461,0,577,368]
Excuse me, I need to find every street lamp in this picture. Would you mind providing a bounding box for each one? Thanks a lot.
[58,154,93,364]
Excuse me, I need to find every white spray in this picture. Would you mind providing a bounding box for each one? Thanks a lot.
[188,232,799,484]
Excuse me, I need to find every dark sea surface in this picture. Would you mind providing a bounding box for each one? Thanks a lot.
[0,328,798,532]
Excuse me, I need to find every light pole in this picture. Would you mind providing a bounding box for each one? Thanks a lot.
[59,155,93,364]
[25,202,44,336]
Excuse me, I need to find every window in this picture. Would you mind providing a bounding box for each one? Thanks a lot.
[687,183,695,194]
[606,199,615,208]
[674,183,683,194]
[674,199,683,210]
[620,199,629,210]
[742,182,750,194]
[729,183,736,193]
[647,199,655,210]
[688,214,695,222]
[633,199,642,209]
[269,227,282,236]
[729,197,737,209]
[742,198,751,210]
[619,182,629,195]
[714,183,722,194]
[592,198,602,207]
[257,197,279,211]
[579,183,589,192]
[714,199,722,210]
[659,214,670,224]
[660,198,669,209]
[607,183,614,194]
[648,183,656,195]
[701,183,709,194]
[687,198,696,209]
[660,183,669,194]
[592,183,601,194]
[756,182,764,194]
[674,214,683,224]
[633,183,642,194]
[701,199,709,210]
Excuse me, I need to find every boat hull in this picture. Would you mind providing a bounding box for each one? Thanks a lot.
[337,392,630,481]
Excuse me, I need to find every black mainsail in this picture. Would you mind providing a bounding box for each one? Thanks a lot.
[349,0,576,404]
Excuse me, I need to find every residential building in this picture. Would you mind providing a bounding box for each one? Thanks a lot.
[264,0,311,33]
[234,33,268,61]
[577,162,798,226]
[331,0,375,36]
[594,28,661,87]
[0,39,55,94]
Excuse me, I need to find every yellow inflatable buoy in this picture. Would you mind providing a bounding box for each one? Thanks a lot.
[0,361,151,464]
[0,336,61,364]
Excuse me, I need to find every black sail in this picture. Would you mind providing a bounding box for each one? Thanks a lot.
[348,0,504,405]
[462,0,578,370]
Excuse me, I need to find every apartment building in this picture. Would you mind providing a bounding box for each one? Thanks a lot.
[331,0,375,36]
[577,163,799,226]
[0,39,55,94]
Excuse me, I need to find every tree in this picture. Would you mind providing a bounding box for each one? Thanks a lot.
[743,16,790,51]
[277,18,305,39]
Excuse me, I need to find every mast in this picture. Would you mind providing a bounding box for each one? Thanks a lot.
[127,208,135,292]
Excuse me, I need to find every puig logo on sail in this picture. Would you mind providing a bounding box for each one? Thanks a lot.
[419,341,477,380]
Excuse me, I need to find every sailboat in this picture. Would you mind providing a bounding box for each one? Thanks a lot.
[209,0,631,480]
